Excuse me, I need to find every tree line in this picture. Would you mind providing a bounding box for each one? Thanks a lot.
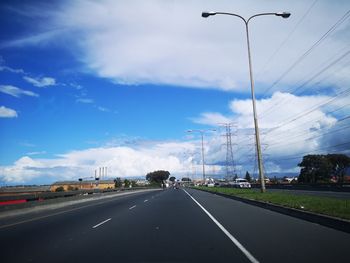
[298,154,350,183]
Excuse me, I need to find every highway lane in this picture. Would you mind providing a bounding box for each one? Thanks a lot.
[1,187,349,262]
[0,188,250,263]
[185,188,350,263]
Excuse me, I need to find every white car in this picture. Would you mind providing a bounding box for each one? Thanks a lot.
[232,179,251,189]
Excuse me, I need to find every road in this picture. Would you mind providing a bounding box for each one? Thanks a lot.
[1,188,349,263]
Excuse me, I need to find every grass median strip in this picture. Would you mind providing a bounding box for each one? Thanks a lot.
[194,187,350,220]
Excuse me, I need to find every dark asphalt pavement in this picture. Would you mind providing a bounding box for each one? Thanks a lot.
[1,187,349,263]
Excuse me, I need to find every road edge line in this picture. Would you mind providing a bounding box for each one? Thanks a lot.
[195,188,350,234]
[183,189,259,263]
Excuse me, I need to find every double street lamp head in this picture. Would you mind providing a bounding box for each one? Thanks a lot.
[202,11,291,19]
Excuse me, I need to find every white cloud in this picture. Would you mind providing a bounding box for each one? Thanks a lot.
[45,0,348,92]
[0,85,39,98]
[26,151,47,156]
[0,66,24,74]
[23,76,56,87]
[191,112,232,126]
[0,106,18,118]
[0,29,63,49]
[191,92,347,174]
[0,141,199,184]
[97,106,110,112]
[76,98,94,104]
[3,1,349,92]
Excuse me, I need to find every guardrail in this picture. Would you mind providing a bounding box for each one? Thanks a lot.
[0,187,158,205]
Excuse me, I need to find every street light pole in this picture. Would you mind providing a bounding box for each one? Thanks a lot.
[202,11,290,193]
[187,129,216,184]
[200,132,205,182]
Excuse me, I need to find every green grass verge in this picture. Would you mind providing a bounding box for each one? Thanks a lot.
[194,186,350,220]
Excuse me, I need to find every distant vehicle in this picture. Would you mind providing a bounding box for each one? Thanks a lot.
[231,178,251,189]
[206,183,215,187]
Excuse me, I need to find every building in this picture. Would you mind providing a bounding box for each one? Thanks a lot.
[50,180,115,192]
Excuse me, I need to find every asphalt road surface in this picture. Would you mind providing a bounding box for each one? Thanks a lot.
[1,188,349,263]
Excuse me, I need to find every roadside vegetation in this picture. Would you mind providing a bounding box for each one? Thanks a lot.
[195,186,350,220]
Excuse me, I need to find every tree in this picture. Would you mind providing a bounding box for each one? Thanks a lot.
[297,154,350,183]
[245,171,251,182]
[114,177,122,188]
[124,179,131,188]
[131,180,137,187]
[146,170,170,183]
[169,176,176,182]
[55,186,65,192]
[327,154,350,183]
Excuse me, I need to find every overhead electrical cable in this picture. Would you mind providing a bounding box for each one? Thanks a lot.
[256,0,319,82]
[260,48,350,119]
[262,10,350,95]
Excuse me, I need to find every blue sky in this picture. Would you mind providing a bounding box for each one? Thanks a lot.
[1,0,349,185]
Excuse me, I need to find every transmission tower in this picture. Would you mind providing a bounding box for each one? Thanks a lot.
[221,123,237,181]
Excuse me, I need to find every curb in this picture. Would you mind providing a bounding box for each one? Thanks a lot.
[195,188,350,234]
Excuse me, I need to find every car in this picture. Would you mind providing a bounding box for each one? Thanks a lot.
[231,178,251,188]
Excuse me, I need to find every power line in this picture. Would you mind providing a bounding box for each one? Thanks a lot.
[265,110,350,145]
[267,124,350,149]
[262,10,350,95]
[260,48,350,119]
[269,103,350,141]
[272,141,350,161]
[264,88,350,135]
[256,0,319,82]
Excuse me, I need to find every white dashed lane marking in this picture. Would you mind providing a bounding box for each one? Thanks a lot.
[92,218,111,229]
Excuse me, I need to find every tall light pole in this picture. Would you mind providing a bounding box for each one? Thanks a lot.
[187,129,216,183]
[202,11,290,192]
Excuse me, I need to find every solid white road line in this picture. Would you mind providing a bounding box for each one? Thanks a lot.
[183,189,259,263]
[92,218,111,229]
[129,205,136,210]
[144,199,148,203]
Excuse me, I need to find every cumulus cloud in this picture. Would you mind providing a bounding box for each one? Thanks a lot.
[0,85,39,98]
[0,106,18,118]
[191,92,345,174]
[4,1,349,92]
[23,76,56,87]
[0,141,200,184]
